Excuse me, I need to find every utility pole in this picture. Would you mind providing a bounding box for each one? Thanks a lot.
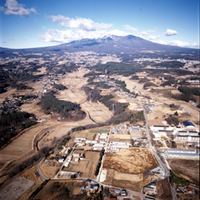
[70,123,73,134]
[89,93,91,101]
[112,103,115,113]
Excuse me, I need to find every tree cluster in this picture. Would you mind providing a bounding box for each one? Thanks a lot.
[153,61,185,68]
[53,83,67,90]
[95,149,104,176]
[40,93,85,120]
[178,86,200,96]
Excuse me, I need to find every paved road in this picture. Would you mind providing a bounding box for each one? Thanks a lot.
[37,158,48,180]
[143,106,177,200]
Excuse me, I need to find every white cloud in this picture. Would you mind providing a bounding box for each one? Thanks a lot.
[149,35,160,40]
[40,16,129,44]
[124,25,138,32]
[141,31,148,35]
[164,29,178,36]
[39,28,129,44]
[108,29,128,36]
[168,40,198,48]
[49,15,112,31]
[0,0,39,17]
[157,40,198,48]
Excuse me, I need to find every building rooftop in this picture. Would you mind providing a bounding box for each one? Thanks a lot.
[167,149,196,153]
[167,152,199,156]
[182,121,195,127]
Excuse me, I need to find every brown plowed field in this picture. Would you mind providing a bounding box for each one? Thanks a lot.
[103,148,158,174]
[0,121,55,169]
[66,160,98,179]
[168,159,199,185]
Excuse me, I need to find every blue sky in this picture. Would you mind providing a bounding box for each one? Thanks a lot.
[0,0,199,49]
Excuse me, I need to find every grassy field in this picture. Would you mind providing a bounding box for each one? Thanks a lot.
[90,129,109,133]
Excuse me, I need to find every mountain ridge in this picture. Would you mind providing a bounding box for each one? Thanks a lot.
[0,35,199,54]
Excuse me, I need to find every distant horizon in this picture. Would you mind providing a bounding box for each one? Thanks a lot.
[1,0,199,49]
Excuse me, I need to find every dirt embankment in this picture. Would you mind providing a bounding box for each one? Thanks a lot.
[156,178,172,200]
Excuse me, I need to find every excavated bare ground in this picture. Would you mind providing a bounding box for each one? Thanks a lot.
[103,148,158,174]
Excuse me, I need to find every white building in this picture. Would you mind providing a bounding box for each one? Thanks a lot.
[64,162,70,167]
[73,153,80,157]
[175,135,200,142]
[86,140,97,145]
[167,153,199,159]
[76,142,86,146]
[176,131,199,136]
[59,158,64,163]
[150,125,169,131]
[166,149,199,159]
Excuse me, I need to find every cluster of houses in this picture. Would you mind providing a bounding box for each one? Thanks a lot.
[74,132,109,151]
[143,182,157,196]
[112,124,142,134]
[0,95,38,115]
[176,186,196,195]
[36,74,62,94]
[144,103,155,114]
[150,121,200,148]
[57,147,73,168]
[132,137,148,147]
[150,166,165,180]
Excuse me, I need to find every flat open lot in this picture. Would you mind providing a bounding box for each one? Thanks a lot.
[103,148,158,174]
[33,66,47,75]
[81,101,113,123]
[40,165,59,178]
[74,127,110,141]
[56,88,87,104]
[63,151,100,179]
[67,160,98,179]
[84,151,100,160]
[0,178,34,200]
[114,171,142,182]
[75,130,97,140]
[109,134,131,141]
[168,159,199,185]
[0,88,17,104]
[102,169,115,185]
[20,101,50,120]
